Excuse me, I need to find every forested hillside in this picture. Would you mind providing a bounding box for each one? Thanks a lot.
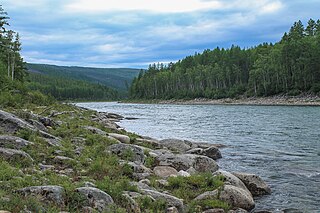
[130,20,320,99]
[27,63,141,93]
[27,73,119,101]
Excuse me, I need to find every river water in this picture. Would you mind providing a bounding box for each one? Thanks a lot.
[76,102,320,212]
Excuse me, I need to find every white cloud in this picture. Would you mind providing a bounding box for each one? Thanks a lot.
[260,1,283,14]
[64,0,223,13]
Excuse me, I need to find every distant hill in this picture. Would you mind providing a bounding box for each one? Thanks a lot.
[26,63,142,92]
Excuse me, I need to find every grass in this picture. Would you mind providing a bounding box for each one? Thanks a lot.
[0,93,230,212]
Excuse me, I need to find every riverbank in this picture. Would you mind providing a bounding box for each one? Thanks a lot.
[126,95,320,106]
[0,102,276,213]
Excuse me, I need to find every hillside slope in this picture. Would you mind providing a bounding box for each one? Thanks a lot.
[26,63,141,92]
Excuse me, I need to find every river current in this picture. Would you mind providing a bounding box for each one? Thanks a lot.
[76,102,320,212]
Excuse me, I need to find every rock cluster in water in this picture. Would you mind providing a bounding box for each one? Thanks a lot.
[0,107,275,213]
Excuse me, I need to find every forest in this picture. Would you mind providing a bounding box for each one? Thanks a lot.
[27,73,119,101]
[130,19,320,99]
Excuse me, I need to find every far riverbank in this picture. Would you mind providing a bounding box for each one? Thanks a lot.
[126,95,320,106]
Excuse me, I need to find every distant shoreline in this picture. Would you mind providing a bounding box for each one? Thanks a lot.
[125,95,320,106]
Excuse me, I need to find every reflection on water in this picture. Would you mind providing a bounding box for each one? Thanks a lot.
[76,102,320,212]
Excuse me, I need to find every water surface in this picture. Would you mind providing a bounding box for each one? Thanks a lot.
[77,102,320,212]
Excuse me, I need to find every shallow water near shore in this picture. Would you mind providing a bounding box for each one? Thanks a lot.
[76,102,320,212]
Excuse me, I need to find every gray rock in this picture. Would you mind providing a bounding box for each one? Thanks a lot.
[120,161,151,173]
[76,187,114,212]
[203,209,225,213]
[195,185,255,211]
[177,170,190,177]
[139,179,151,185]
[53,156,75,167]
[39,163,55,171]
[108,133,130,143]
[131,181,154,191]
[17,185,65,206]
[153,166,179,178]
[0,148,34,164]
[157,153,219,173]
[135,138,163,149]
[232,172,271,196]
[26,119,47,132]
[160,139,193,152]
[132,172,151,181]
[192,142,227,149]
[38,116,57,127]
[0,135,33,149]
[140,189,184,212]
[202,146,222,160]
[108,143,145,164]
[83,126,107,136]
[227,208,248,213]
[186,148,203,155]
[213,170,250,194]
[156,179,169,187]
[122,193,141,213]
[0,110,60,146]
[167,206,179,213]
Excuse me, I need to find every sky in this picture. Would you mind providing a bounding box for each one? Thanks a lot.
[2,0,320,68]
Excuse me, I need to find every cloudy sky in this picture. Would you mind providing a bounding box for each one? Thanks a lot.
[2,0,319,68]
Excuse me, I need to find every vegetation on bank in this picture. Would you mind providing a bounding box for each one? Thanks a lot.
[130,19,320,100]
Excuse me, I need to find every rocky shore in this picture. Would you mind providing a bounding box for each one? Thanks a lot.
[135,95,320,106]
[0,103,288,213]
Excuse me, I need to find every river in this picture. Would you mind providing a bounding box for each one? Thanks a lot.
[76,102,320,212]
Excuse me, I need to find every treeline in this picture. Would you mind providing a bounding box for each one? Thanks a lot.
[130,20,320,99]
[0,5,25,85]
[27,73,119,101]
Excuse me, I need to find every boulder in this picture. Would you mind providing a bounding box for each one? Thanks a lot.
[232,172,271,196]
[135,138,163,149]
[83,126,107,136]
[17,185,65,206]
[132,172,151,180]
[160,139,193,152]
[26,119,47,132]
[213,170,250,194]
[76,187,114,212]
[203,209,225,213]
[0,135,33,149]
[0,148,34,164]
[120,161,152,173]
[177,170,190,177]
[153,166,178,178]
[227,208,248,213]
[186,148,203,155]
[108,133,130,143]
[38,116,57,127]
[192,142,227,149]
[195,185,255,211]
[140,189,184,212]
[122,193,141,213]
[108,144,145,164]
[0,110,60,146]
[53,156,75,167]
[167,206,179,213]
[157,153,219,173]
[186,147,222,160]
[202,146,222,160]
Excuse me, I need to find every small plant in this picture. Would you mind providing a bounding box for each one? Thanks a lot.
[136,196,167,212]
